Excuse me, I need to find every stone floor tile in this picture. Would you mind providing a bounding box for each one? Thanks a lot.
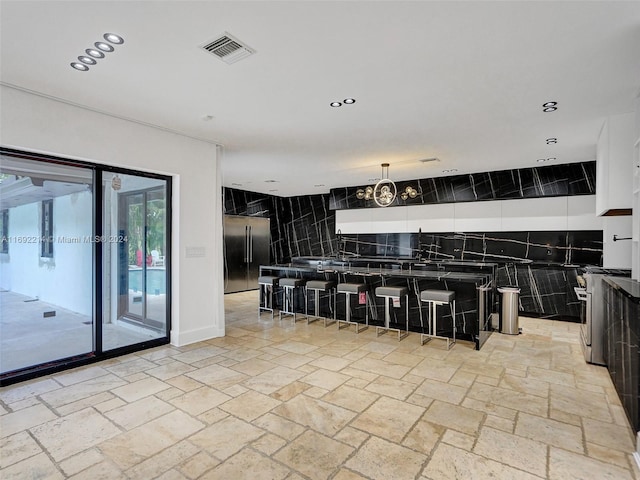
[0,452,64,480]
[68,460,123,480]
[473,426,547,477]
[583,417,636,452]
[275,430,352,480]
[414,378,467,405]
[483,414,514,433]
[309,355,353,371]
[402,419,445,455]
[252,432,288,455]
[105,395,174,430]
[0,378,61,405]
[176,451,219,479]
[587,442,636,470]
[424,400,484,436]
[423,443,542,480]
[55,391,115,416]
[197,407,229,425]
[111,376,170,403]
[122,372,149,383]
[154,469,190,480]
[381,351,423,367]
[184,364,248,389]
[38,374,126,408]
[166,375,203,392]
[169,387,232,416]
[300,368,350,390]
[549,408,582,427]
[105,358,157,378]
[442,429,476,451]
[345,435,426,480]
[94,397,126,413]
[100,410,204,469]
[364,376,417,400]
[272,395,356,436]
[203,448,290,480]
[447,370,477,388]
[156,386,188,401]
[219,390,281,421]
[171,345,228,365]
[242,366,305,394]
[351,396,424,442]
[2,405,58,440]
[55,365,111,386]
[406,392,435,409]
[125,440,200,479]
[515,412,584,454]
[333,469,370,479]
[0,431,42,468]
[145,361,196,381]
[273,341,319,355]
[188,416,264,460]
[58,449,104,477]
[5,396,41,411]
[253,412,305,441]
[528,366,576,386]
[461,396,518,420]
[333,426,370,448]
[229,358,278,376]
[550,383,613,423]
[270,352,314,369]
[322,384,379,412]
[349,357,412,379]
[409,358,458,382]
[549,446,633,480]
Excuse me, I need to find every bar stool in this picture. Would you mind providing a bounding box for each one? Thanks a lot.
[279,278,307,324]
[420,289,456,349]
[375,286,409,341]
[305,280,336,327]
[336,283,368,333]
[258,276,280,320]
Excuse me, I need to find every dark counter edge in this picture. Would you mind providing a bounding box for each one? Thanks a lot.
[604,277,640,304]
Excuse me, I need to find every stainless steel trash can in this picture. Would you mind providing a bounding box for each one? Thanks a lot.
[497,286,521,335]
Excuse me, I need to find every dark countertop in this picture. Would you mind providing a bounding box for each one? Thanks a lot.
[264,263,493,286]
[604,277,640,304]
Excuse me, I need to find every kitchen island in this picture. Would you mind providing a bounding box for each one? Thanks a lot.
[260,257,495,349]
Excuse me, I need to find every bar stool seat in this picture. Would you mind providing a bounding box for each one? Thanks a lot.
[336,283,368,333]
[279,278,306,324]
[305,280,336,327]
[375,286,409,341]
[420,289,456,349]
[258,276,280,320]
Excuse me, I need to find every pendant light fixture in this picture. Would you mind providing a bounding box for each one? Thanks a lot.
[373,163,397,207]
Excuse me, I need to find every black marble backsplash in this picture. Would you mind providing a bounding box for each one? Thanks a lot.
[329,161,596,210]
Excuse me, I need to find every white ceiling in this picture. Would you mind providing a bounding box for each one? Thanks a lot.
[1,1,639,196]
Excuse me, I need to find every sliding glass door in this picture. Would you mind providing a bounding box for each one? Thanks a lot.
[0,148,171,383]
[0,156,94,373]
[102,173,168,350]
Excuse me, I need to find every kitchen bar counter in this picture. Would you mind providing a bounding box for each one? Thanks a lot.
[604,277,640,304]
[260,258,494,349]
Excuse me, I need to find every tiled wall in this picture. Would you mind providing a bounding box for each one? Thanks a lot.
[330,161,596,210]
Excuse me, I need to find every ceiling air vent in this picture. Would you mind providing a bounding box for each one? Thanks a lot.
[200,32,255,65]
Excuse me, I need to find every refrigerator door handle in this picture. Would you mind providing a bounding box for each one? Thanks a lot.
[244,225,249,263]
[249,225,253,263]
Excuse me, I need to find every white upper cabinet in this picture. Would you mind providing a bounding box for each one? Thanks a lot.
[596,112,635,216]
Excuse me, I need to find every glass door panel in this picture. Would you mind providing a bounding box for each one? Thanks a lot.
[102,172,168,351]
[0,156,94,374]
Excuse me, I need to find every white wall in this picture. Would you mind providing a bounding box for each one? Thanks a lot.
[0,85,225,346]
[603,216,633,269]
[336,195,603,233]
[2,192,93,315]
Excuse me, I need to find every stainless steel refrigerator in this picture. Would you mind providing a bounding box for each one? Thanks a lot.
[224,215,271,293]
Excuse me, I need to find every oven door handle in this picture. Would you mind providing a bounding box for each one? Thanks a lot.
[585,293,592,345]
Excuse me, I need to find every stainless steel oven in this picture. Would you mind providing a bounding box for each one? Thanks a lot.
[578,273,605,365]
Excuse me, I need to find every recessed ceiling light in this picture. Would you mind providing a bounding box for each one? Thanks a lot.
[70,62,89,71]
[268,189,278,192]
[95,41,114,52]
[542,101,557,112]
[231,182,242,186]
[330,102,342,107]
[264,179,277,183]
[78,55,97,65]
[546,138,557,144]
[314,184,325,187]
[343,98,356,104]
[85,48,105,59]
[103,33,124,45]
[442,169,458,173]
[202,115,215,121]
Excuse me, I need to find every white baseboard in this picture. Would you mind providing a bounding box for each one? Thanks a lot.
[170,325,224,346]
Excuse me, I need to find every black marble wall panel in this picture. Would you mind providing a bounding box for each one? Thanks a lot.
[223,187,336,265]
[329,161,596,210]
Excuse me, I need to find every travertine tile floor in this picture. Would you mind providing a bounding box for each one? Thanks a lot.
[1,290,639,479]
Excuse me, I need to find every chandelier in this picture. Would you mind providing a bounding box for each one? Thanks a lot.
[355,163,418,207]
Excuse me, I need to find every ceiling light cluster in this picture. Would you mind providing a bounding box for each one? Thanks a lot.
[537,157,556,163]
[546,137,557,144]
[70,33,124,71]
[442,169,458,173]
[542,101,558,112]
[330,98,356,107]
